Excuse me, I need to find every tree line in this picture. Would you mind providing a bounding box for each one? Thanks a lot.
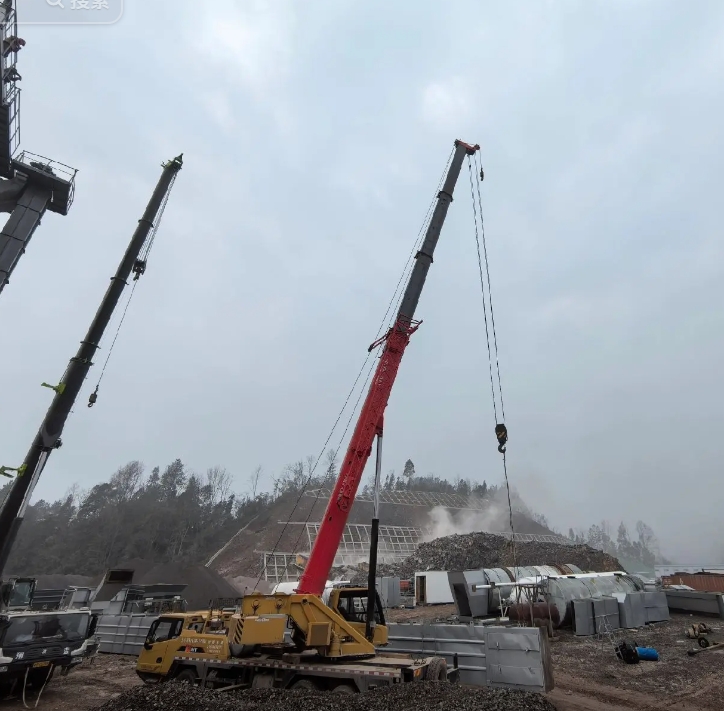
[2,451,344,575]
[0,453,663,576]
[566,520,666,570]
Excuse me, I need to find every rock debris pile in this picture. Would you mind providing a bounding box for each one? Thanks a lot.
[98,681,556,711]
[378,531,623,578]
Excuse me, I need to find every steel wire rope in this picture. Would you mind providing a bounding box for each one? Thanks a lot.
[467,157,498,423]
[467,154,519,594]
[257,148,455,587]
[89,171,179,406]
[287,147,456,562]
[473,151,506,421]
[287,354,379,565]
[51,173,179,424]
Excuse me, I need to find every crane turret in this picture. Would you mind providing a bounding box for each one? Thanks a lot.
[0,0,79,297]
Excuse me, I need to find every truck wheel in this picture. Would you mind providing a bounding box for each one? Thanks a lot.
[291,678,318,690]
[175,669,198,685]
[332,684,357,694]
[425,657,448,681]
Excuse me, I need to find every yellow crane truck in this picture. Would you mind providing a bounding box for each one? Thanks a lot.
[136,588,455,692]
[136,138,477,693]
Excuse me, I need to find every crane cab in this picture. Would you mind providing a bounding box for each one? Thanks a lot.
[327,587,388,647]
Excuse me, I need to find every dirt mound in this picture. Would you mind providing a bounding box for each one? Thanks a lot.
[97,680,556,711]
[378,531,624,578]
[110,559,241,610]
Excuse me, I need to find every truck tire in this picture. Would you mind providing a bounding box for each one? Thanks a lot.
[332,683,357,694]
[291,678,318,690]
[425,657,448,681]
[175,668,198,685]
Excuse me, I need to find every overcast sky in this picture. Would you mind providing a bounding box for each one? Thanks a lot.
[0,1,722,562]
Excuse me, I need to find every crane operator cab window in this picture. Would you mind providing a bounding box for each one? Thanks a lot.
[143,617,183,649]
[335,590,385,626]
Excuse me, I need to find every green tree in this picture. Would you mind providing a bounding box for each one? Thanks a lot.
[402,459,415,479]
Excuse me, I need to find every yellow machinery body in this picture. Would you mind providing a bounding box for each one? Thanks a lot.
[137,586,388,679]
[241,587,387,657]
[137,609,239,677]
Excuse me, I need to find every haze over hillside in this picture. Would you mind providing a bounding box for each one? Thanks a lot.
[1,455,664,578]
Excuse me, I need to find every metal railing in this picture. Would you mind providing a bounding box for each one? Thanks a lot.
[14,150,78,207]
[304,488,490,511]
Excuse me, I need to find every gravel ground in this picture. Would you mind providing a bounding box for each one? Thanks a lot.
[550,612,724,709]
[386,603,458,623]
[7,613,724,711]
[0,654,140,711]
[98,680,557,711]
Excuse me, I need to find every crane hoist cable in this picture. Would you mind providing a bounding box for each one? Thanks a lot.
[467,153,519,581]
[252,354,374,590]
[255,147,456,588]
[286,354,377,562]
[87,171,179,408]
[285,145,458,559]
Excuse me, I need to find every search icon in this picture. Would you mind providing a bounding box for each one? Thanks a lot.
[46,0,65,7]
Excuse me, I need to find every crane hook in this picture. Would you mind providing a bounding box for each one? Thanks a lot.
[495,423,507,454]
[88,389,98,408]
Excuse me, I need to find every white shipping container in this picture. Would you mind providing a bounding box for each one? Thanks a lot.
[414,571,454,605]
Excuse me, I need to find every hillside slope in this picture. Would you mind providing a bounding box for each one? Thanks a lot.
[212,489,560,578]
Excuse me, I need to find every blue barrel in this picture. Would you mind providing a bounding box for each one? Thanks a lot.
[636,646,659,661]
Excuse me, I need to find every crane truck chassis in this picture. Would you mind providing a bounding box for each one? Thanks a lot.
[136,605,457,692]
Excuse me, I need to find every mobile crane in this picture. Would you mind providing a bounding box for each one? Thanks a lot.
[136,139,479,692]
[0,154,183,699]
[0,154,183,575]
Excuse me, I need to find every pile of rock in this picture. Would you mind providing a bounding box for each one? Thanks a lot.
[377,531,623,578]
[98,680,556,711]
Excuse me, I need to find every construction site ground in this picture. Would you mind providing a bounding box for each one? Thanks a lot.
[2,612,721,710]
[385,607,724,711]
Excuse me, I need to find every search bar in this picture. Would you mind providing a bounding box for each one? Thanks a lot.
[16,0,123,24]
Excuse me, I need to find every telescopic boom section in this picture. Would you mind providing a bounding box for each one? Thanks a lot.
[297,140,479,595]
[0,154,183,577]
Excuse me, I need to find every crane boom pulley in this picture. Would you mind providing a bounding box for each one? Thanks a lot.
[297,139,479,596]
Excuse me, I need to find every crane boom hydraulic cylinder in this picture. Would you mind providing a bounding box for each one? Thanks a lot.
[0,154,183,577]
[297,139,479,595]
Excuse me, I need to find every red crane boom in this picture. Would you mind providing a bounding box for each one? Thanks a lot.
[297,139,479,595]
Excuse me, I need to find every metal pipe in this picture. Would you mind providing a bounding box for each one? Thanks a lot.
[0,154,183,577]
[365,418,383,641]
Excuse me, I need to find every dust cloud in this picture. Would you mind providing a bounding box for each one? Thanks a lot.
[421,500,511,542]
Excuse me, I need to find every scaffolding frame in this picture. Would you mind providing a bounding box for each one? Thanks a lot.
[282,522,574,561]
[259,523,574,585]
[304,488,490,511]
[258,552,300,584]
